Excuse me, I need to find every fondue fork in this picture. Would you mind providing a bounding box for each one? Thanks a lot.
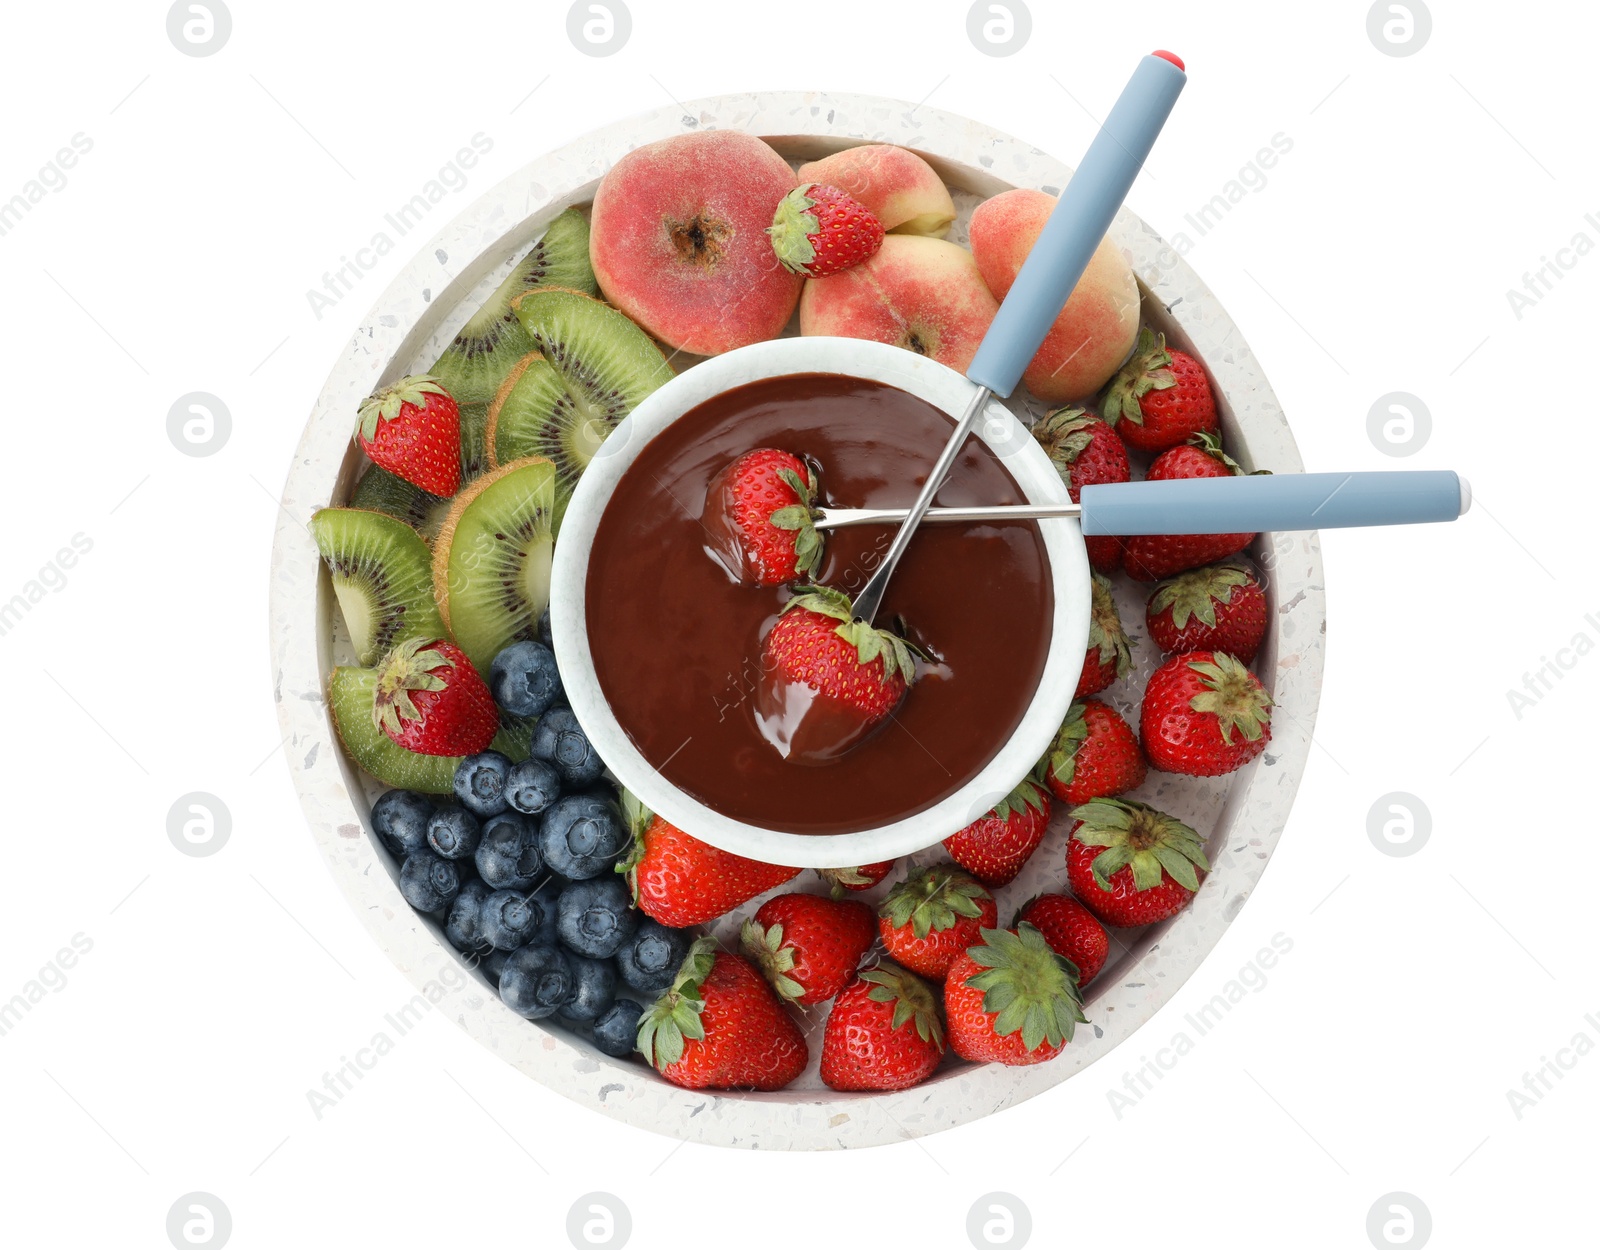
[849,50,1189,625]
[814,470,1472,534]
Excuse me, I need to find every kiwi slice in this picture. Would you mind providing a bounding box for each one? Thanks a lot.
[346,402,494,543]
[349,467,448,542]
[494,709,537,761]
[492,287,673,521]
[429,208,599,406]
[432,457,558,674]
[328,667,532,793]
[310,508,447,666]
[459,401,492,481]
[485,350,618,530]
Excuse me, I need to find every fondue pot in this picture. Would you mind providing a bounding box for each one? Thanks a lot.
[551,55,1467,869]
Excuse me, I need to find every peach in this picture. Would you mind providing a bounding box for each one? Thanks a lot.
[797,144,956,237]
[589,131,803,356]
[799,234,998,374]
[969,189,1141,403]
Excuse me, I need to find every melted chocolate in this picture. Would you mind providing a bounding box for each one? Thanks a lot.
[584,373,1054,836]
[754,666,882,766]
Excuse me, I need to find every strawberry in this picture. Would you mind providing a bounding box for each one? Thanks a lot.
[705,448,823,585]
[1101,327,1217,454]
[1041,699,1146,807]
[1032,407,1130,573]
[877,864,997,980]
[371,638,498,757]
[768,182,885,278]
[1077,571,1132,698]
[942,779,1052,888]
[1141,651,1273,776]
[1123,432,1260,580]
[760,585,918,744]
[637,937,808,1091]
[1146,563,1267,663]
[741,892,876,1005]
[621,812,800,928]
[354,374,461,496]
[815,860,896,896]
[945,926,1087,1066]
[1066,798,1209,927]
[820,962,946,1092]
[1015,893,1109,988]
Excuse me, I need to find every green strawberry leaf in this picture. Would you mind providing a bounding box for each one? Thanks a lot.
[860,963,944,1048]
[1149,563,1253,631]
[1101,327,1175,427]
[1070,798,1209,896]
[1187,652,1274,744]
[964,926,1085,1051]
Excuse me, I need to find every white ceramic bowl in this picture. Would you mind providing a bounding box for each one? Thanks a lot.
[269,91,1325,1149]
[550,335,1090,868]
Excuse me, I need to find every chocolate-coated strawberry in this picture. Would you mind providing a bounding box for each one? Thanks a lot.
[705,448,822,585]
[759,586,919,755]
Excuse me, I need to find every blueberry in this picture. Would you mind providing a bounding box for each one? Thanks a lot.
[444,879,493,953]
[453,751,514,818]
[398,851,460,912]
[371,790,434,856]
[615,917,691,995]
[591,998,645,1059]
[498,942,576,1020]
[539,793,628,879]
[482,949,509,984]
[555,876,638,959]
[558,956,618,1023]
[480,888,559,952]
[537,607,553,649]
[490,641,564,719]
[505,758,562,816]
[426,807,482,860]
[530,708,605,788]
[475,812,542,890]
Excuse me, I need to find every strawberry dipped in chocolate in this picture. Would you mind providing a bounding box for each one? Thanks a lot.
[755,585,920,765]
[702,448,824,586]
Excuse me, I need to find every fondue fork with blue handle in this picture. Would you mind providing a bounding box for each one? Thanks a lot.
[850,50,1189,624]
[814,470,1471,532]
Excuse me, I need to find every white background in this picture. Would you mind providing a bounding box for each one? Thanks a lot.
[1,2,1592,1247]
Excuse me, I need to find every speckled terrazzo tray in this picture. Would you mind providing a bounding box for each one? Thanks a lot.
[268,91,1325,1150]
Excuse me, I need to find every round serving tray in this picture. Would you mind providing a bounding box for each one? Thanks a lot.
[268,90,1325,1150]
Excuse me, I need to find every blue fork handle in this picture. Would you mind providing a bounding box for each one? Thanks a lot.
[1079,471,1471,535]
[966,52,1187,398]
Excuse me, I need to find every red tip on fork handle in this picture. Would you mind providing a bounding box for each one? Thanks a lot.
[1151,50,1185,71]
